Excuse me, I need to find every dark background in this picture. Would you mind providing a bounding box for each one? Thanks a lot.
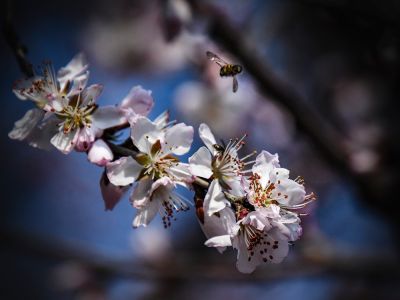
[1,0,399,299]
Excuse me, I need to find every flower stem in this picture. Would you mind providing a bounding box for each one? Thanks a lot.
[107,142,138,158]
[193,177,209,189]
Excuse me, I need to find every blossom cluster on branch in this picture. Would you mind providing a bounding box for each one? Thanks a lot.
[9,54,315,273]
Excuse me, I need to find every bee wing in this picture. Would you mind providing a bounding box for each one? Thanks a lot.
[206,51,228,67]
[232,76,239,93]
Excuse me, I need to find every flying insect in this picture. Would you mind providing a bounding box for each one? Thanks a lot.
[206,51,242,93]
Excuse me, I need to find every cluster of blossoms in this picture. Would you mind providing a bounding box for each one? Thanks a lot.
[9,54,315,273]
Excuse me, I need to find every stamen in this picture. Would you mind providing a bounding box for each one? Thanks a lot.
[158,191,190,228]
[243,224,263,251]
[240,150,257,161]
[243,160,256,166]
[163,119,177,128]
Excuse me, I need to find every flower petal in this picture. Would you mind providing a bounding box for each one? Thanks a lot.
[26,116,60,150]
[50,130,79,154]
[88,139,114,166]
[106,156,143,186]
[119,85,154,116]
[163,123,193,155]
[131,177,166,228]
[199,123,217,153]
[132,177,176,228]
[269,167,290,182]
[204,180,230,216]
[131,116,161,153]
[153,110,170,128]
[252,150,280,188]
[235,235,258,274]
[272,217,302,242]
[149,177,174,194]
[100,172,129,211]
[273,177,306,206]
[168,163,192,186]
[262,228,290,264]
[57,52,89,85]
[225,177,246,196]
[75,127,96,152]
[81,84,103,105]
[8,108,44,141]
[242,210,271,232]
[67,71,89,97]
[91,106,126,130]
[201,207,237,253]
[130,177,153,208]
[188,146,213,178]
[132,199,160,228]
[283,222,302,242]
[205,235,232,248]
[12,77,41,101]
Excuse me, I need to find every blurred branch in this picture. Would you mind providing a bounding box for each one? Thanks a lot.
[187,0,354,177]
[1,228,399,282]
[3,0,34,77]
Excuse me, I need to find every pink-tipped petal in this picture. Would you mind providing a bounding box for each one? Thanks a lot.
[120,85,154,116]
[75,127,96,152]
[88,139,113,166]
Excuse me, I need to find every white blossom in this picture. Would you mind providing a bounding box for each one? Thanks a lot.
[9,54,89,148]
[205,206,290,273]
[119,86,154,124]
[13,53,89,112]
[106,114,194,227]
[50,84,127,154]
[204,150,315,273]
[247,150,315,213]
[8,51,317,275]
[189,123,255,216]
[51,84,155,154]
[8,108,58,150]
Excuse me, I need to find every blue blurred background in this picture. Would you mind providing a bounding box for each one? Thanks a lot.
[1,0,399,299]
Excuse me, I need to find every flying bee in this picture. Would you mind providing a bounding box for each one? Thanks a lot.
[206,51,242,93]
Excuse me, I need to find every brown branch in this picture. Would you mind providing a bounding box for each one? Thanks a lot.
[1,227,399,282]
[3,0,33,77]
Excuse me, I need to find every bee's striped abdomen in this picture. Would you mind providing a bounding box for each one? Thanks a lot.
[220,64,234,77]
[219,64,242,77]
